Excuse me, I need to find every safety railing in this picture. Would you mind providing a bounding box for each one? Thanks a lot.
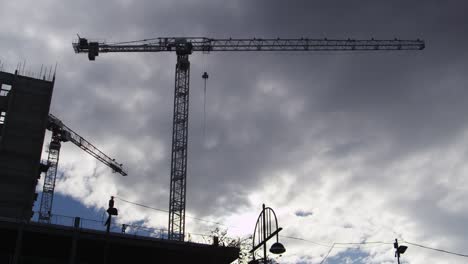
[29,212,218,245]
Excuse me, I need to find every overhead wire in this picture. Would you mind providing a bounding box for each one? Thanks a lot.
[334,241,394,247]
[280,235,393,249]
[114,197,396,248]
[319,243,335,264]
[280,235,331,247]
[115,196,168,213]
[114,196,226,227]
[402,240,468,258]
[283,235,468,260]
[113,197,468,260]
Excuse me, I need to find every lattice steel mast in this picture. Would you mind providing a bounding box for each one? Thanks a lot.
[38,114,127,223]
[73,36,425,240]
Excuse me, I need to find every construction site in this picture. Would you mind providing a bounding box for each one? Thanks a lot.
[0,35,425,264]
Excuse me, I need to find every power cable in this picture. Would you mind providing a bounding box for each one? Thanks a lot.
[114,196,226,226]
[329,241,393,249]
[281,235,392,249]
[110,198,468,260]
[115,196,169,213]
[283,235,468,260]
[319,243,335,264]
[402,240,468,258]
[112,199,394,247]
[280,235,331,247]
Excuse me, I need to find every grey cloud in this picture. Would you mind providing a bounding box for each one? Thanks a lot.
[295,210,313,217]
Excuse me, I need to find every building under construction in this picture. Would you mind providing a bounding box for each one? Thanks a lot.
[0,70,53,221]
[0,69,239,263]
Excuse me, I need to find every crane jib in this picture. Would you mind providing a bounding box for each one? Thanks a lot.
[73,37,425,57]
[47,114,127,175]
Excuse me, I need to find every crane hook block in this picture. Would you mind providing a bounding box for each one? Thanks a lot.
[202,72,208,79]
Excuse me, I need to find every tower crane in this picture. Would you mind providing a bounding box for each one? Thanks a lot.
[73,36,425,240]
[38,113,127,223]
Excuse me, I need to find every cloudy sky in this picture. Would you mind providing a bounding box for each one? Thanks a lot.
[2,0,468,263]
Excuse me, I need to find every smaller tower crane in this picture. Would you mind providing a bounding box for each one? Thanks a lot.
[38,114,127,223]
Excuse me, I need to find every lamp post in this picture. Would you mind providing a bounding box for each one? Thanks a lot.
[394,239,408,264]
[105,196,118,233]
[249,204,286,263]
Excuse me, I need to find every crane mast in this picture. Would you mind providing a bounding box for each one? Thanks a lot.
[39,122,62,223]
[38,114,127,223]
[73,36,424,240]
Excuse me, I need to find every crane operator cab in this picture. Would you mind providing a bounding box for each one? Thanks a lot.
[173,38,193,55]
